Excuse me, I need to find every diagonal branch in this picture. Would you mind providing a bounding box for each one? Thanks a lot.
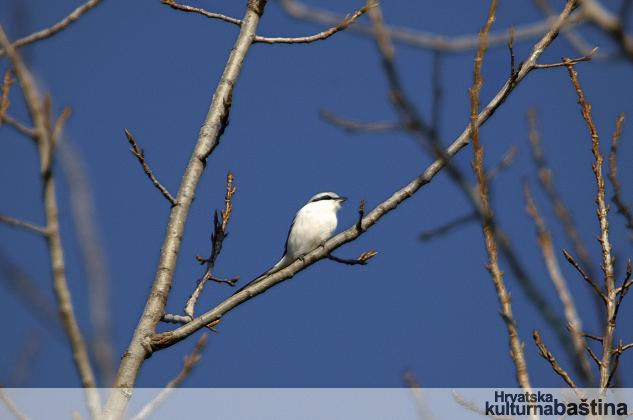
[160,0,242,26]
[0,0,101,57]
[533,330,580,390]
[149,0,582,354]
[124,129,178,206]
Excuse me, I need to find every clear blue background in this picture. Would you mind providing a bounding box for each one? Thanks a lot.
[1,0,632,388]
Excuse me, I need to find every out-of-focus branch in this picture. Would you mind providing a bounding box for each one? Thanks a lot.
[469,0,533,393]
[528,108,602,312]
[104,2,269,417]
[0,214,48,235]
[125,129,178,206]
[452,391,512,420]
[7,331,41,387]
[403,370,436,420]
[0,388,29,420]
[564,60,616,391]
[184,171,239,320]
[579,0,633,61]
[419,212,478,242]
[320,111,402,134]
[534,0,598,57]
[280,0,584,53]
[0,0,101,57]
[533,330,580,391]
[523,182,593,384]
[365,0,581,374]
[149,0,581,354]
[0,26,101,418]
[58,140,116,387]
[607,113,633,232]
[129,334,208,420]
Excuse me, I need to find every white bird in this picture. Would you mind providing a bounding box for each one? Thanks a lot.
[234,191,346,294]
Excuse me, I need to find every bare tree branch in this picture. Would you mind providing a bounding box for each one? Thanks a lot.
[148,0,581,355]
[280,0,584,53]
[607,113,633,232]
[320,110,402,134]
[124,129,178,206]
[564,59,616,390]
[103,1,269,417]
[419,212,478,242]
[523,182,593,384]
[0,26,101,418]
[0,388,29,420]
[469,0,534,393]
[58,140,117,386]
[130,334,208,420]
[0,214,48,235]
[562,249,606,303]
[0,0,101,57]
[403,370,436,420]
[533,330,580,391]
[0,70,13,124]
[160,0,242,26]
[253,1,375,44]
[185,171,239,320]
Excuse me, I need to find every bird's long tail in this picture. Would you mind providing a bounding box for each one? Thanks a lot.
[232,255,291,295]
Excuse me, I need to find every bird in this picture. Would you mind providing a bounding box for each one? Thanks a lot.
[234,191,347,294]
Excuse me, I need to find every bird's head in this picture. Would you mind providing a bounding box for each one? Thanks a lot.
[307,191,347,211]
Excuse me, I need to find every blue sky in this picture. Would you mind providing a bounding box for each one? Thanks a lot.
[1,0,633,389]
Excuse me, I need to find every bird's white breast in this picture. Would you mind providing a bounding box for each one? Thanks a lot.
[286,201,338,259]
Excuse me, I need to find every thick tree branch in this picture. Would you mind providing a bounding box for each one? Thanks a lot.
[148,0,581,353]
[103,1,269,418]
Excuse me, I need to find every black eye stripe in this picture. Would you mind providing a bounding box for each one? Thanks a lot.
[311,195,334,202]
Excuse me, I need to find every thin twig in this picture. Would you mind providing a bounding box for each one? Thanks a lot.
[130,334,209,420]
[0,0,101,57]
[585,344,602,367]
[452,391,513,420]
[255,1,375,44]
[562,250,607,303]
[185,171,238,319]
[160,0,242,26]
[124,128,178,206]
[607,113,633,232]
[564,59,617,391]
[533,47,598,68]
[486,145,519,181]
[523,182,593,384]
[533,330,580,390]
[0,114,36,138]
[403,370,436,420]
[327,250,377,266]
[0,214,48,235]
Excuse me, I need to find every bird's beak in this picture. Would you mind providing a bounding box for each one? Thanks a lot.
[338,196,347,202]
